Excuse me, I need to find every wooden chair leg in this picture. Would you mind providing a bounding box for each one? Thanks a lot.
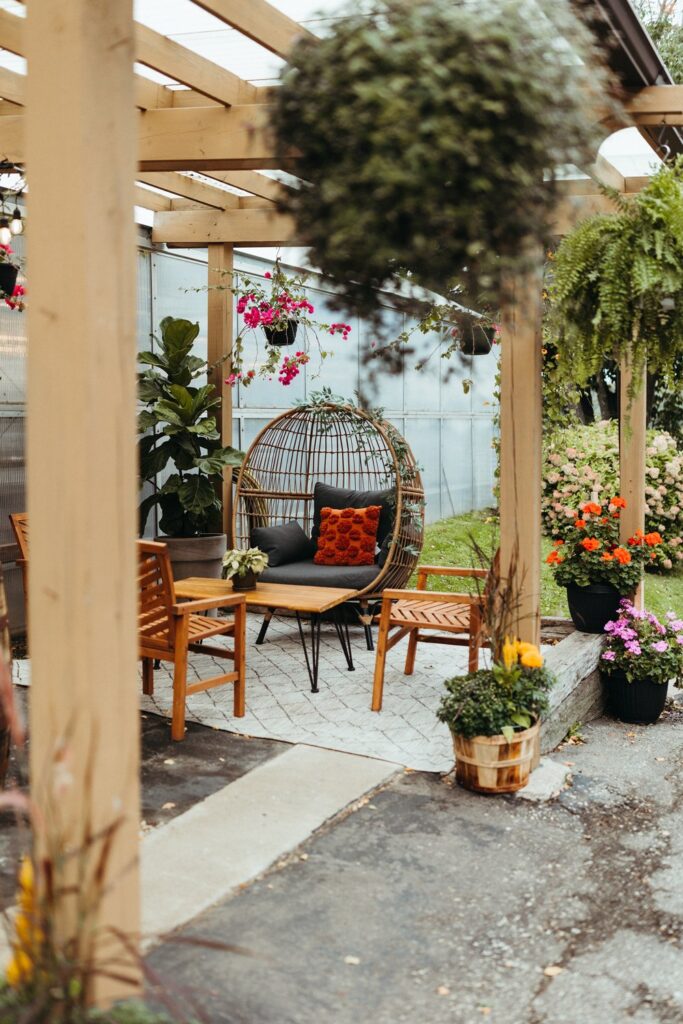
[142,657,154,696]
[171,618,189,741]
[233,602,246,718]
[371,598,393,711]
[404,628,419,675]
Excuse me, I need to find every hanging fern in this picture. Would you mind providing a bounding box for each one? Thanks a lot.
[550,159,683,395]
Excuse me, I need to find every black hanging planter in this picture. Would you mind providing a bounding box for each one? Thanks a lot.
[0,263,18,298]
[264,321,298,347]
[566,583,623,634]
[603,668,668,724]
[459,323,495,356]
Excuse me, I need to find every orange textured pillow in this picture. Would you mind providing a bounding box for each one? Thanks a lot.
[314,505,381,566]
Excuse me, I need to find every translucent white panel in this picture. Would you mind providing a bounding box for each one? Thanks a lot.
[404,327,441,412]
[302,287,359,400]
[441,351,474,414]
[441,419,475,518]
[472,417,497,510]
[469,348,499,413]
[136,249,153,354]
[152,253,208,381]
[404,418,441,523]
[359,307,404,412]
[240,417,272,452]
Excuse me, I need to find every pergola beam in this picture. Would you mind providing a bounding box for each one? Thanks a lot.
[191,0,315,58]
[152,207,298,245]
[0,65,24,107]
[203,170,290,202]
[137,171,241,208]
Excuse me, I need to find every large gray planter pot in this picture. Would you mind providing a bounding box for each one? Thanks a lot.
[158,533,227,582]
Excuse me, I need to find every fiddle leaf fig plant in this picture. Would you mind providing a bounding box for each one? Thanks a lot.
[138,317,244,537]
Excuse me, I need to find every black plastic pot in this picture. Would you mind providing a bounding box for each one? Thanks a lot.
[0,263,18,298]
[264,322,298,347]
[603,668,668,724]
[231,569,259,591]
[566,583,623,634]
[459,323,495,356]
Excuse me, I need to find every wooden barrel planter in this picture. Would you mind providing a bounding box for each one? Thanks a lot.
[452,720,539,794]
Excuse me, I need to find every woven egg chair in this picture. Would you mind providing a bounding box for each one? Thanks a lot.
[233,403,425,648]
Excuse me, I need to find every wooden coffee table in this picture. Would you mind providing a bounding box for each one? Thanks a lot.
[173,578,358,693]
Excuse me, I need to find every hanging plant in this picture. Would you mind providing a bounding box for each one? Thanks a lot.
[272,0,612,320]
[218,262,351,388]
[550,159,683,394]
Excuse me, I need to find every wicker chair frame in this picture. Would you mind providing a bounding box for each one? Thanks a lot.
[233,404,425,605]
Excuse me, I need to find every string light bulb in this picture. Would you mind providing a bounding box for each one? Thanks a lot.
[0,218,12,246]
[9,208,22,235]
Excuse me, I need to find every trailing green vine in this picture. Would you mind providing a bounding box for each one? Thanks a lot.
[550,159,683,396]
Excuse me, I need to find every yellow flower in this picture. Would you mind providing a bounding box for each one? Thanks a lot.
[502,637,518,671]
[5,948,32,988]
[520,646,543,669]
[17,856,35,912]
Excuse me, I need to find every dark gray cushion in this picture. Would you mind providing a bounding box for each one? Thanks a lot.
[251,521,315,567]
[260,559,381,591]
[311,482,394,546]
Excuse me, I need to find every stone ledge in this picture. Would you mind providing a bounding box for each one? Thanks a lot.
[541,630,604,753]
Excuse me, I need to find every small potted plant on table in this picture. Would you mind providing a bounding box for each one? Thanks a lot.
[546,496,663,633]
[601,602,683,724]
[438,638,554,793]
[222,547,269,591]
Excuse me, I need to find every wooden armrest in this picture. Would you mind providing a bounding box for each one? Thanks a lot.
[382,588,479,605]
[417,565,488,579]
[173,594,246,615]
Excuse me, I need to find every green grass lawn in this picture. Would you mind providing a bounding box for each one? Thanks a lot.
[417,511,683,621]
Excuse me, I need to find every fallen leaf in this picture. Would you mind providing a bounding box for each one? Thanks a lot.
[161,802,176,811]
[655,757,665,762]
[478,1009,492,1016]
[544,965,564,977]
[436,986,450,996]
[299,853,309,861]
[163,758,176,765]
[344,955,361,966]
[563,761,575,767]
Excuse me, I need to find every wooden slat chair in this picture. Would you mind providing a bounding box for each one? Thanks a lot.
[9,513,28,609]
[371,564,492,712]
[138,541,247,741]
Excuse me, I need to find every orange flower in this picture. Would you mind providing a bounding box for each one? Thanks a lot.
[582,502,602,516]
[574,519,587,529]
[601,517,609,524]
[581,537,601,552]
[601,552,614,561]
[645,532,662,547]
[553,539,565,547]
[546,550,564,565]
[610,497,627,509]
[613,547,632,565]
[628,530,645,546]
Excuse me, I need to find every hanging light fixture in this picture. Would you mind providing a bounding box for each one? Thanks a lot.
[10,205,22,236]
[0,217,12,247]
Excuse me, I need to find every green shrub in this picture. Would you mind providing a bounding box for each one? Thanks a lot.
[543,421,683,571]
[437,663,553,740]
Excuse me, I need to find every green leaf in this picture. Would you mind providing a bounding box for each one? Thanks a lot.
[178,474,216,515]
[137,410,157,433]
[140,439,174,479]
[152,399,185,426]
[138,492,160,533]
[137,351,169,370]
[501,725,515,743]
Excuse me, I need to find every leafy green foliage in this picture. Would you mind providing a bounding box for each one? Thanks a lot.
[138,317,244,537]
[550,160,683,396]
[273,0,611,320]
[437,664,553,739]
[0,988,179,1023]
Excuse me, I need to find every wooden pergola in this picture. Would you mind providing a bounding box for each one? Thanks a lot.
[0,0,680,1005]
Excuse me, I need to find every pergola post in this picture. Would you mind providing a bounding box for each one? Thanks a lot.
[207,243,235,541]
[619,360,648,608]
[499,255,544,645]
[26,0,140,1004]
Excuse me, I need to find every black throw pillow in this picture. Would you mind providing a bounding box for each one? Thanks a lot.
[251,521,315,567]
[311,482,394,547]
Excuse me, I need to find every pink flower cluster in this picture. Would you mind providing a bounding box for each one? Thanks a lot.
[4,283,24,311]
[329,322,352,340]
[601,599,683,684]
[225,369,256,387]
[237,290,315,331]
[278,351,309,386]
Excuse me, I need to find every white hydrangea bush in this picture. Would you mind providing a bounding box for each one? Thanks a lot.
[543,421,683,571]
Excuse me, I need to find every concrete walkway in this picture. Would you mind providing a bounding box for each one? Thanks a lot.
[148,699,683,1024]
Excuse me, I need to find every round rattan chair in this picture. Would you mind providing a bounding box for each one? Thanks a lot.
[233,403,425,643]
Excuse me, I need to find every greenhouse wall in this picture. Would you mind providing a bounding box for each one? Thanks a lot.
[0,235,498,630]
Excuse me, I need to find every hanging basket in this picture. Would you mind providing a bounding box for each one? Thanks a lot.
[0,263,18,299]
[459,324,495,357]
[452,720,539,794]
[264,322,298,347]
